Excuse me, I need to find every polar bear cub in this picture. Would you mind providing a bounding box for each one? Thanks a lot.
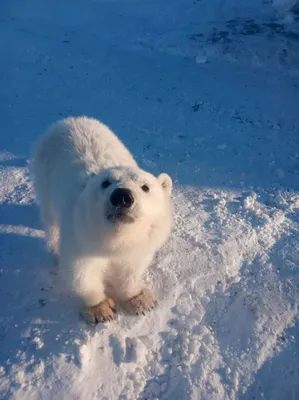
[31,116,172,324]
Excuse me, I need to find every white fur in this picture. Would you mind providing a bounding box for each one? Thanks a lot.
[31,116,172,309]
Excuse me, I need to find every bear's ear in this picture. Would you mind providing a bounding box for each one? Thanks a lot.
[157,173,172,195]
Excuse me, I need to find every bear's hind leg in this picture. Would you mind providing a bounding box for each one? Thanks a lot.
[40,204,60,263]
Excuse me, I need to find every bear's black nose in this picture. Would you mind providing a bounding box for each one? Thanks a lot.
[110,188,134,208]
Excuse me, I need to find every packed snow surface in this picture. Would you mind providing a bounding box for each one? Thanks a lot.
[1,0,299,399]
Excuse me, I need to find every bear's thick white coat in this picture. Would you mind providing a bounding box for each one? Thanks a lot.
[31,116,172,319]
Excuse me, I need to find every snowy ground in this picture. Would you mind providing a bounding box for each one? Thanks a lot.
[1,0,299,399]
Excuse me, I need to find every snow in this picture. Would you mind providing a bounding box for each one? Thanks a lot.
[1,0,299,399]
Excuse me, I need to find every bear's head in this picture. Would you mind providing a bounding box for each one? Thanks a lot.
[75,166,172,255]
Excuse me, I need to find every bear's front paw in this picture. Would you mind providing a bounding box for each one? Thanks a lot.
[127,288,157,316]
[82,299,117,325]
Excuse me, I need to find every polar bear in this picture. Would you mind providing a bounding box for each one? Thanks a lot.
[31,116,172,324]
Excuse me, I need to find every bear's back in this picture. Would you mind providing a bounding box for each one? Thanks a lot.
[33,116,137,178]
[66,117,136,171]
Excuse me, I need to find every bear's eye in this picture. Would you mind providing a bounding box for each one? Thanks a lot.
[141,184,149,192]
[102,180,111,189]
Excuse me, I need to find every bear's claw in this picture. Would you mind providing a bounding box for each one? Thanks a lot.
[128,288,156,315]
[82,299,117,325]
